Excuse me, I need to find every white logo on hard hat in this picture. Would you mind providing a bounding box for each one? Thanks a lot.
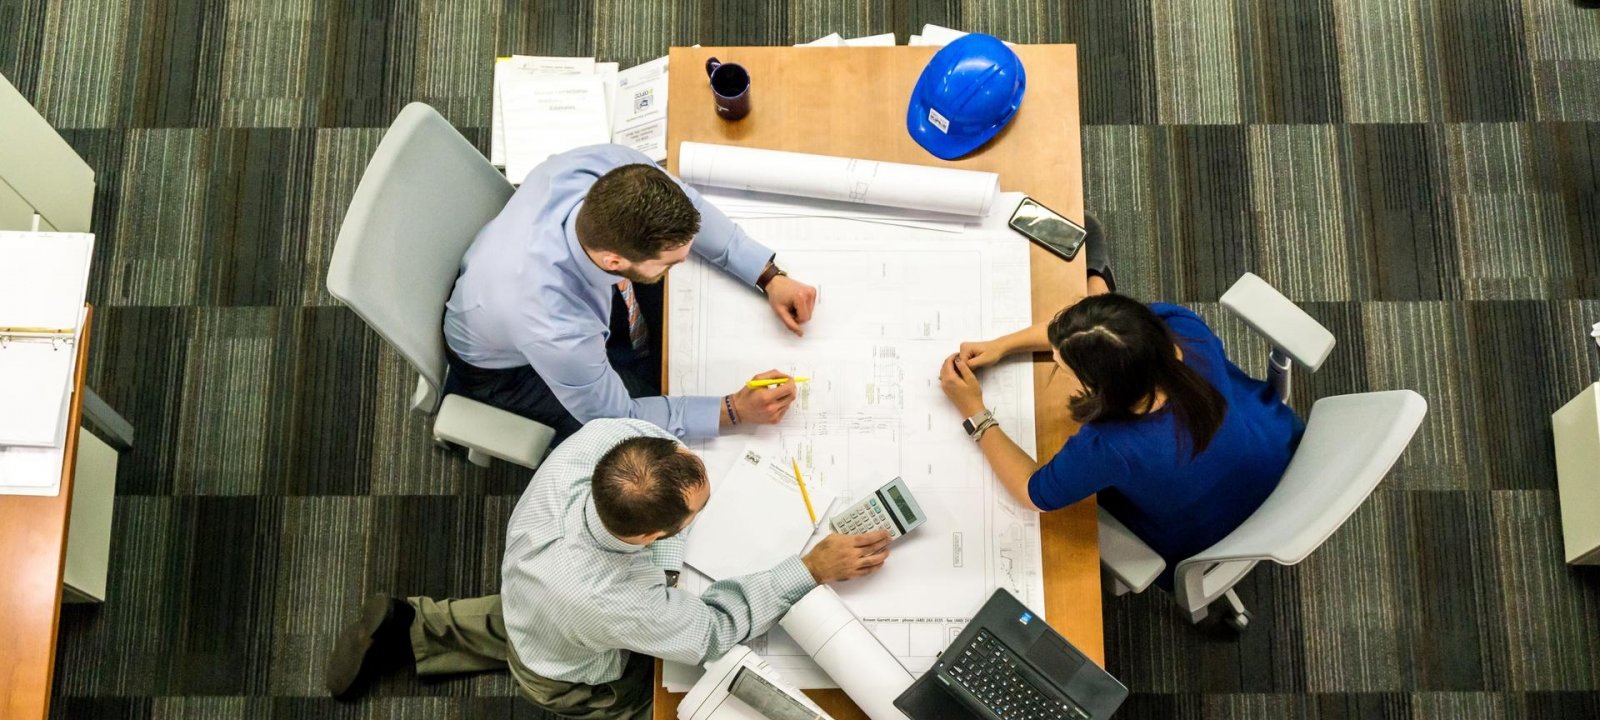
[927,107,950,134]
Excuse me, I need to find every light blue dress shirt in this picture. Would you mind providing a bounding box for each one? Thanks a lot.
[444,144,775,439]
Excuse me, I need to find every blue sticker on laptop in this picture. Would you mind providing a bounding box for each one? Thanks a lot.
[1018,612,1033,625]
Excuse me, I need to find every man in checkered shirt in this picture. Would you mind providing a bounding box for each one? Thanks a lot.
[326,418,891,718]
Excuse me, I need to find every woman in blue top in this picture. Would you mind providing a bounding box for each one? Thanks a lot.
[937,259,1304,588]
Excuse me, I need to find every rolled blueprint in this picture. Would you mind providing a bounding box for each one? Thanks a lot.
[679,142,1001,217]
[779,586,914,720]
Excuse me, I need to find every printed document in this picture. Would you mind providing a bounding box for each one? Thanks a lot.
[610,56,669,162]
[684,442,838,581]
[491,56,595,167]
[500,73,610,185]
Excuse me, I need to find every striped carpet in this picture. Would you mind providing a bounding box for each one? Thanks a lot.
[5,1,1600,718]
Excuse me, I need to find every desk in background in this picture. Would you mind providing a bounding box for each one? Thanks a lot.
[1,71,133,720]
[656,44,1097,720]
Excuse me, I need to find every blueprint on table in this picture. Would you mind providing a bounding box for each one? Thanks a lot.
[663,208,1046,690]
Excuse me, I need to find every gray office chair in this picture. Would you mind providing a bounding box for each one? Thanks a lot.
[1097,273,1427,630]
[327,102,554,468]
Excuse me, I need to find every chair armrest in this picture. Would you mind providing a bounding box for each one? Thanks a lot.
[432,395,555,470]
[1219,272,1335,371]
[1098,507,1165,595]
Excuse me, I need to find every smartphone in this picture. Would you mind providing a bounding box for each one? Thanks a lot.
[1008,197,1088,262]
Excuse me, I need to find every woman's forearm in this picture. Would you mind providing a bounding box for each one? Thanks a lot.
[975,426,1043,512]
[998,319,1052,356]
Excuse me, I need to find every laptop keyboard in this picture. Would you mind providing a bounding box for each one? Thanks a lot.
[946,630,1092,720]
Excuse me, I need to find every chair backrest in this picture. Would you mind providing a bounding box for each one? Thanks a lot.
[1180,390,1427,575]
[1220,272,1336,372]
[326,103,513,413]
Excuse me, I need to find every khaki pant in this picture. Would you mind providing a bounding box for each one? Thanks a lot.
[407,595,655,720]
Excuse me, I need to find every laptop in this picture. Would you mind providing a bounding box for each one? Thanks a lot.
[894,589,1128,720]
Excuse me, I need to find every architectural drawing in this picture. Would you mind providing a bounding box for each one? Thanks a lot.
[664,214,1046,689]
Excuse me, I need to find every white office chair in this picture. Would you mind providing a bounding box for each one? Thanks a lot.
[327,102,555,469]
[1097,273,1428,630]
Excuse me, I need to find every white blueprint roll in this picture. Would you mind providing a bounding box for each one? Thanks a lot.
[678,142,1000,217]
[779,586,914,720]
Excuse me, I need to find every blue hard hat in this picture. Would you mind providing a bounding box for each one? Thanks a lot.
[907,33,1027,160]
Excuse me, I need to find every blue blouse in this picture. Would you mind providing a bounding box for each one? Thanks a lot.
[1027,303,1304,586]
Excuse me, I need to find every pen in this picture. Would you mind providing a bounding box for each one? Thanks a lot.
[791,459,818,525]
[747,376,810,389]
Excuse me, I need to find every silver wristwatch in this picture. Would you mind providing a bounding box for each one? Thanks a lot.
[962,409,998,441]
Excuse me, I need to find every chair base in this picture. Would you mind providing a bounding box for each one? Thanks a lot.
[1192,589,1252,632]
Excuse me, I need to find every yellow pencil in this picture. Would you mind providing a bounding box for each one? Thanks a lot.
[791,459,818,525]
[747,376,810,389]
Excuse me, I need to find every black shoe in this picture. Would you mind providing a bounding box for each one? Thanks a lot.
[326,595,416,700]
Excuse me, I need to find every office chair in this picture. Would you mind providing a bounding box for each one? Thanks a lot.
[327,102,554,469]
[1097,273,1427,630]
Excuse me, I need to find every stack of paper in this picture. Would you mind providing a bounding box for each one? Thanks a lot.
[908,23,1014,46]
[0,231,94,497]
[797,32,897,47]
[684,442,838,581]
[491,55,669,183]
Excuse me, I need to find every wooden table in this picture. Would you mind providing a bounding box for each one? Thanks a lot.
[657,45,1098,719]
[0,306,92,720]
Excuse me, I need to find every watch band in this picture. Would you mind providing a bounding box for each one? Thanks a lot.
[962,410,997,441]
[756,262,787,293]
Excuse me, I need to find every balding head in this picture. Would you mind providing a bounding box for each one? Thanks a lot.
[591,436,708,538]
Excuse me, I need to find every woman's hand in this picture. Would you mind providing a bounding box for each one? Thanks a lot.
[939,354,987,417]
[956,339,1009,369]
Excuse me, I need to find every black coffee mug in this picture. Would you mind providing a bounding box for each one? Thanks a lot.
[705,57,751,121]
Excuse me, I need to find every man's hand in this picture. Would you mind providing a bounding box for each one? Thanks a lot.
[802,530,891,583]
[939,353,987,417]
[723,370,799,426]
[765,275,818,336]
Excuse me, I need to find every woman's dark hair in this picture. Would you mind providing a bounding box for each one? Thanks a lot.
[1046,295,1227,458]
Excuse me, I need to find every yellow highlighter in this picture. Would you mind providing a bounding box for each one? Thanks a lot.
[791,459,818,525]
[747,376,810,389]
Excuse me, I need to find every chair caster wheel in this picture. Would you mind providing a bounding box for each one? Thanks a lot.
[1223,609,1253,632]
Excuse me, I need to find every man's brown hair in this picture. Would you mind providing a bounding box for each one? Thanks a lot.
[591,436,707,537]
[575,164,701,262]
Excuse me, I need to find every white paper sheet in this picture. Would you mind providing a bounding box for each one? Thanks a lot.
[679,143,1000,217]
[844,33,897,46]
[908,24,1014,46]
[595,61,619,125]
[664,208,1045,689]
[684,442,838,581]
[0,340,75,447]
[796,33,844,47]
[501,74,611,185]
[491,56,596,168]
[0,442,67,496]
[0,232,93,331]
[611,56,670,162]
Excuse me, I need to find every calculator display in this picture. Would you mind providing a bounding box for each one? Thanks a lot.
[885,485,918,524]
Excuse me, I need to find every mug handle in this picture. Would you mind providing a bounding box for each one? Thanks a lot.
[705,57,721,77]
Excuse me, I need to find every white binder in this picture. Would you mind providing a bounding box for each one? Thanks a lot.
[0,231,93,448]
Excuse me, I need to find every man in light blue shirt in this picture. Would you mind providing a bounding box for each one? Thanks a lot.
[443,145,818,442]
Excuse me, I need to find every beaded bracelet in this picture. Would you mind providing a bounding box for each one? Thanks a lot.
[724,395,740,425]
